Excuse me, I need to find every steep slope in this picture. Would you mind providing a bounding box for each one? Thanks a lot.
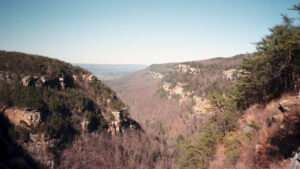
[0,51,170,169]
[209,93,300,169]
[207,9,300,169]
[108,54,249,146]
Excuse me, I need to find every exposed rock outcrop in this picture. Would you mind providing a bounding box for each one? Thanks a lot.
[149,71,163,79]
[107,111,141,135]
[2,107,57,168]
[279,100,291,112]
[162,82,192,102]
[21,76,34,86]
[175,64,199,74]
[108,111,122,135]
[223,69,246,80]
[0,51,147,169]
[82,74,97,82]
[21,75,49,87]
[4,107,41,127]
[215,95,300,169]
[289,148,300,169]
[223,68,237,80]
[0,71,74,90]
[192,96,211,115]
[80,119,89,134]
[58,77,65,89]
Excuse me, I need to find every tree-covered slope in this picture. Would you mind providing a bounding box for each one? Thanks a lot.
[176,5,300,169]
[0,51,171,169]
[108,4,300,169]
[107,53,248,168]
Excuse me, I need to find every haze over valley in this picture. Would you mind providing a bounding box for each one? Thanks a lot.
[75,64,148,81]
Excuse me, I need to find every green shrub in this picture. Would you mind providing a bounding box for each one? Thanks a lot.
[224,147,240,165]
[223,132,243,165]
[176,123,222,169]
[223,131,252,165]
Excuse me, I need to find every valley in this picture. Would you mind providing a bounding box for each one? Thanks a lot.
[107,55,248,145]
[0,2,300,169]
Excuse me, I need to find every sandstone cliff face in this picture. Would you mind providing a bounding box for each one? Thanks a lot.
[175,64,200,74]
[2,106,138,168]
[108,111,122,134]
[1,91,135,169]
[192,96,211,115]
[0,71,68,90]
[21,75,68,89]
[4,107,41,127]
[2,107,56,168]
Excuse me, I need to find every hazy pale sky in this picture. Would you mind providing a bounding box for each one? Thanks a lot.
[0,0,299,64]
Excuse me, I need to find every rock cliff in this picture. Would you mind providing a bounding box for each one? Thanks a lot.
[0,51,141,168]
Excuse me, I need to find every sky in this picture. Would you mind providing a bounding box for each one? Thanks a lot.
[0,0,299,64]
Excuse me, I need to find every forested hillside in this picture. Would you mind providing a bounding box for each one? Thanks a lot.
[1,3,299,169]
[0,51,171,169]
[176,4,300,169]
[109,4,300,169]
[108,52,248,167]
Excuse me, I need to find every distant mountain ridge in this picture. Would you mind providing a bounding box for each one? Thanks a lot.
[75,64,148,81]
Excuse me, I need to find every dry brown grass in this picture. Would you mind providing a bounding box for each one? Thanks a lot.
[210,93,300,169]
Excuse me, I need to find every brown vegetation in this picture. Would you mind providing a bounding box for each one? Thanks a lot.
[58,131,173,169]
[107,55,247,168]
[210,94,300,169]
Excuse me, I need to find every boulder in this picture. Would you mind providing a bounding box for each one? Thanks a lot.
[21,76,34,86]
[4,107,41,127]
[59,77,65,89]
[82,74,97,82]
[279,100,291,112]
